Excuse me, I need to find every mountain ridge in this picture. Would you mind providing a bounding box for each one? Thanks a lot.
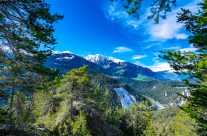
[45,52,181,81]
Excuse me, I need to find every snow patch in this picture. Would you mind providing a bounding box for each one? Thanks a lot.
[86,54,125,64]
[56,56,75,61]
[108,57,124,63]
[85,54,108,63]
[179,90,190,106]
[114,87,136,108]
[53,50,73,54]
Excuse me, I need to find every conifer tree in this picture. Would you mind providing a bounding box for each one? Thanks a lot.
[58,66,92,120]
[129,103,140,136]
[145,111,156,136]
[94,83,104,112]
[174,110,197,136]
[103,88,111,109]
[70,111,91,136]
[0,0,63,112]
[162,0,207,134]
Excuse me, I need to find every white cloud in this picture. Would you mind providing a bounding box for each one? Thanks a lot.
[180,45,197,52]
[53,50,73,54]
[134,60,173,72]
[144,45,154,49]
[165,46,181,50]
[106,2,147,29]
[148,0,200,40]
[149,18,184,40]
[106,0,200,41]
[113,46,133,53]
[132,55,147,60]
[175,33,188,39]
[147,62,173,72]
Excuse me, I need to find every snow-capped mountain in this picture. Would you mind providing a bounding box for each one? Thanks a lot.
[85,54,157,78]
[44,52,106,73]
[85,54,124,64]
[45,52,182,81]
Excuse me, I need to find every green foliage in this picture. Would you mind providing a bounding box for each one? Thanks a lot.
[1,66,199,136]
[0,0,62,120]
[0,107,13,124]
[70,111,91,136]
[103,89,111,109]
[113,0,176,23]
[145,113,156,136]
[60,66,92,99]
[93,83,104,112]
[132,74,155,81]
[162,0,207,134]
[0,89,6,98]
[153,107,198,136]
[32,67,93,131]
[127,102,154,136]
[32,89,70,130]
[174,109,197,136]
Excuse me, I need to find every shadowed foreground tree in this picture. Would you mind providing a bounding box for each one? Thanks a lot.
[0,0,63,112]
[162,0,207,135]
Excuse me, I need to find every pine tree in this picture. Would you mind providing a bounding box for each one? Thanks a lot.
[0,0,63,112]
[103,88,111,109]
[162,0,207,134]
[58,66,92,120]
[94,83,104,112]
[70,111,91,136]
[129,103,141,136]
[174,109,197,136]
[145,112,156,136]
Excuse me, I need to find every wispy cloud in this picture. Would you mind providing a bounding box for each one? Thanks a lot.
[53,50,73,54]
[180,45,197,52]
[147,0,200,40]
[132,55,147,60]
[105,0,200,41]
[148,62,173,72]
[148,21,186,40]
[135,52,173,72]
[135,61,173,72]
[175,33,188,39]
[113,46,133,53]
[164,45,197,52]
[106,2,147,29]
[164,46,181,50]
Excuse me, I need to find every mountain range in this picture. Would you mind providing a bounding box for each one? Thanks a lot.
[45,52,183,81]
[44,52,187,108]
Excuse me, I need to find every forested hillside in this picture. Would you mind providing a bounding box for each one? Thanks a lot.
[0,0,206,136]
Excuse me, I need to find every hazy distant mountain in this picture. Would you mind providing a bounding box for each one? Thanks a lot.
[45,52,183,81]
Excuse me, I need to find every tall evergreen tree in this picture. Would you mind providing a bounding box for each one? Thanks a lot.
[70,111,91,136]
[93,83,104,112]
[58,66,92,120]
[0,0,63,111]
[162,0,207,134]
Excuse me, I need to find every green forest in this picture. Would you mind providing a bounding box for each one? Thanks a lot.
[0,0,206,136]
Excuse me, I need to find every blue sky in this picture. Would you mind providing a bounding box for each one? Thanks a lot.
[47,0,200,71]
